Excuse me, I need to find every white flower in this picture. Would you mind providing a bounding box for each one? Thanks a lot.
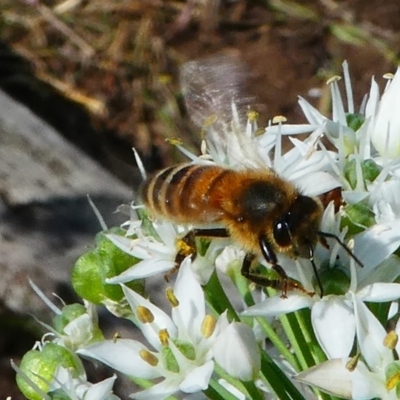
[242,202,400,359]
[369,69,400,158]
[107,207,225,285]
[296,295,400,399]
[79,259,259,399]
[29,280,99,351]
[49,367,119,400]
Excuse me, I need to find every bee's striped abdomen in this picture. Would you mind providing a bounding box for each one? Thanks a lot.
[141,163,231,223]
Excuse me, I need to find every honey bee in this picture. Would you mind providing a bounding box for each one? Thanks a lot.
[139,53,362,296]
[141,162,327,296]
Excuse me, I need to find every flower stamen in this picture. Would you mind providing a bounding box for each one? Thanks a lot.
[201,315,216,339]
[137,306,155,324]
[139,349,159,367]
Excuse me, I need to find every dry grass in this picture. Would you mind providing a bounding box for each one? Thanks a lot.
[1,0,400,165]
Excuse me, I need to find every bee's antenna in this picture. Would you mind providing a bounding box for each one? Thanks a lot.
[308,243,323,298]
[317,231,363,268]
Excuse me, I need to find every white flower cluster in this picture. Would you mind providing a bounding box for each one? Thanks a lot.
[15,63,400,400]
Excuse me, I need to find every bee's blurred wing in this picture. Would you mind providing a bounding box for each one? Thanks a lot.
[180,53,266,169]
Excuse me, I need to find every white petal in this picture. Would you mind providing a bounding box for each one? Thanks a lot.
[107,258,173,283]
[311,298,355,359]
[295,172,340,197]
[371,68,400,157]
[353,219,400,275]
[78,340,160,379]
[179,361,214,393]
[352,294,392,370]
[63,314,93,348]
[342,190,369,205]
[172,259,205,341]
[357,282,400,302]
[370,180,400,220]
[105,234,150,259]
[242,294,313,317]
[264,124,317,135]
[84,375,117,400]
[365,77,380,119]
[297,97,327,125]
[213,322,260,381]
[130,379,179,400]
[122,285,177,349]
[152,221,178,248]
[296,358,384,399]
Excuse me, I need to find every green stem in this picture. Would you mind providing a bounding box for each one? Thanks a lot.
[213,363,263,400]
[205,378,245,400]
[232,270,300,369]
[280,312,314,371]
[259,350,306,400]
[256,316,300,370]
[203,270,240,321]
[294,309,326,365]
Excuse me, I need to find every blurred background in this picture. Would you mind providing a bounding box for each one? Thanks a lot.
[1,0,400,398]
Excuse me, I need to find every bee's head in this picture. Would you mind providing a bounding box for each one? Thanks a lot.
[273,195,323,259]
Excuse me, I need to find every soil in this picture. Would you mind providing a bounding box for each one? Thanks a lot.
[1,0,400,398]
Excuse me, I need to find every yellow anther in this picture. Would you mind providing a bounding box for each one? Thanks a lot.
[159,329,170,346]
[247,109,259,122]
[345,353,360,371]
[201,315,217,339]
[272,115,287,124]
[136,306,155,324]
[384,330,398,350]
[165,137,183,146]
[326,75,342,85]
[383,73,395,80]
[387,371,400,391]
[139,349,159,366]
[166,287,179,307]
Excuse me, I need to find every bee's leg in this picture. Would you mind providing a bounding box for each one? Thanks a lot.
[165,228,229,281]
[165,231,196,281]
[254,236,314,298]
[241,253,286,294]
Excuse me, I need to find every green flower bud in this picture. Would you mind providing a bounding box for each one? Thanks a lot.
[344,158,382,190]
[318,264,350,296]
[342,202,376,235]
[16,343,83,400]
[53,303,87,333]
[346,112,365,131]
[72,229,144,304]
[48,389,72,400]
[161,346,179,373]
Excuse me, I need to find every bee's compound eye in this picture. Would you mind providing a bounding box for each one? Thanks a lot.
[273,220,291,247]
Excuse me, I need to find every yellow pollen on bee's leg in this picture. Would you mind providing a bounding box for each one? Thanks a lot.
[176,238,194,257]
